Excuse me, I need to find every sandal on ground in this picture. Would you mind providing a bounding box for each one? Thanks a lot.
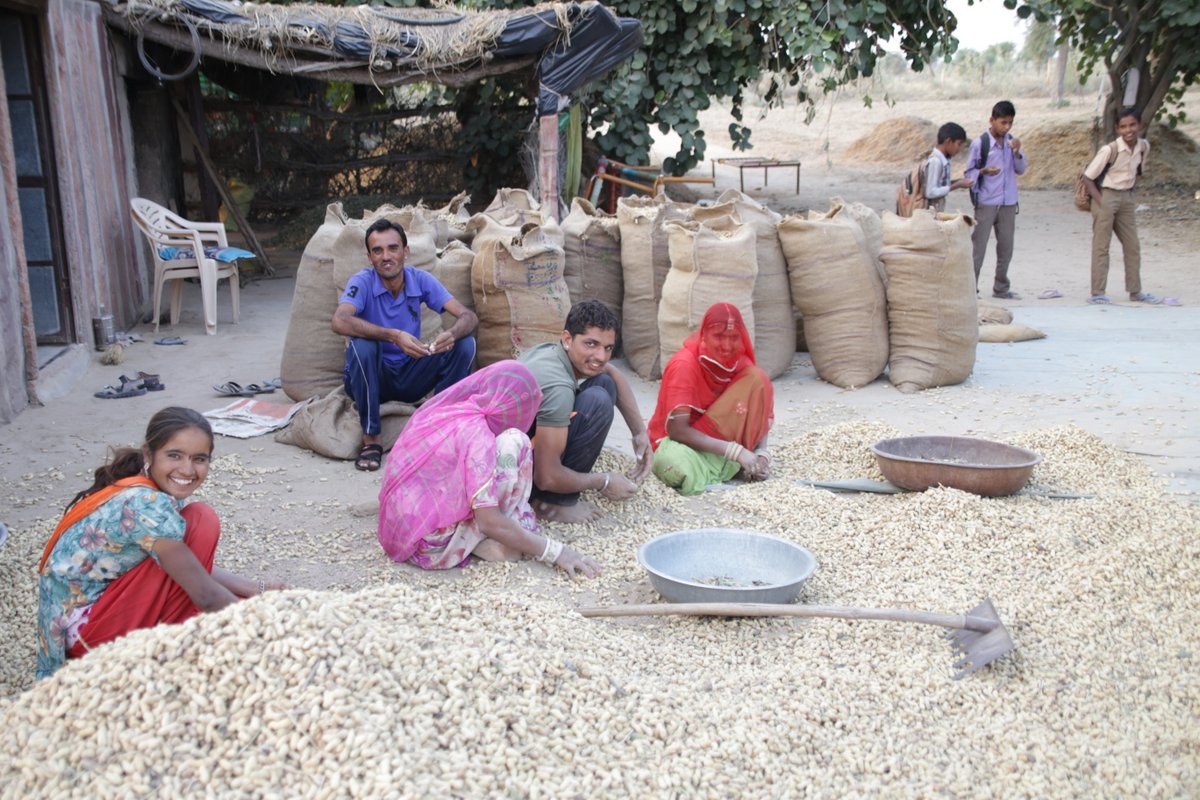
[1087,295,1111,305]
[213,381,256,397]
[153,336,187,346]
[95,376,146,400]
[1130,292,1162,304]
[122,371,164,391]
[355,443,383,472]
[1037,289,1063,299]
[992,291,1022,300]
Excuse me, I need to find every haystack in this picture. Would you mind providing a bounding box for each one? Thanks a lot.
[843,117,937,164]
[1021,121,1200,189]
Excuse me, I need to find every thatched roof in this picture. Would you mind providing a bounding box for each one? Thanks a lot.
[103,0,633,89]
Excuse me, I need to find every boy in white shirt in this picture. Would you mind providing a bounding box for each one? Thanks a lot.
[923,123,974,212]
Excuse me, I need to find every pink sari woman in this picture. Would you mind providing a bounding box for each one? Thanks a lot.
[378,361,601,578]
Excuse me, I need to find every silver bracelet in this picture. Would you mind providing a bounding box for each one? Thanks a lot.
[600,472,611,493]
[538,538,564,564]
[257,577,266,595]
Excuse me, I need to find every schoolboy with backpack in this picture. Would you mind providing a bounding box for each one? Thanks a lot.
[895,122,973,216]
[964,101,1027,300]
[1079,107,1157,305]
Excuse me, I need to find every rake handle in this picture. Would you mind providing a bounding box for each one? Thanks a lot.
[577,603,999,633]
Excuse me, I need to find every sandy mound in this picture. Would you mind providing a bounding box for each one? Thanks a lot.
[1021,121,1200,189]
[843,116,937,164]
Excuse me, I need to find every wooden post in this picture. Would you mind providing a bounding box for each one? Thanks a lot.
[538,113,560,221]
[184,77,220,222]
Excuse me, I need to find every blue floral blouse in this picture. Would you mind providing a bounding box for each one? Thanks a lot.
[36,486,186,679]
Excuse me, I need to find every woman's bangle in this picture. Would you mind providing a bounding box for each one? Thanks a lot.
[600,472,611,493]
[724,441,744,463]
[538,538,564,564]
[257,577,266,595]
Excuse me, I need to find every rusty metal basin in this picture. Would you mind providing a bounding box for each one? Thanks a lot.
[870,436,1042,497]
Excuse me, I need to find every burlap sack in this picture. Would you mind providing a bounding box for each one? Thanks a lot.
[416,241,476,341]
[659,216,757,365]
[777,214,888,389]
[485,188,539,218]
[274,386,415,460]
[472,224,570,366]
[427,191,472,248]
[978,323,1046,343]
[977,301,1014,325]
[704,190,795,378]
[562,198,623,315]
[431,241,476,330]
[616,196,662,379]
[825,197,885,286]
[281,203,350,401]
[880,210,979,393]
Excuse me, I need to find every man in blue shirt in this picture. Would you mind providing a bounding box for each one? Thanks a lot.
[332,219,478,471]
[964,100,1027,300]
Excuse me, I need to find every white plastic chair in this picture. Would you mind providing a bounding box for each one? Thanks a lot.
[130,198,241,335]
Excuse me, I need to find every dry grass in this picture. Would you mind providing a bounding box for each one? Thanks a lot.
[843,116,938,164]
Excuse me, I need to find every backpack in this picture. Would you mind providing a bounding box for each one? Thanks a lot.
[1073,140,1144,212]
[895,152,930,217]
[968,133,990,207]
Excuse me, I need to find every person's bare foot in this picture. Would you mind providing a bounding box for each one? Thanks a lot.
[473,539,523,562]
[532,499,603,524]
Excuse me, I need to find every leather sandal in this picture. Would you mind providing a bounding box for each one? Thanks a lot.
[95,376,147,400]
[355,443,384,472]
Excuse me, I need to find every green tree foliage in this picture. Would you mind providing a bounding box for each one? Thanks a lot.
[574,0,960,174]
[1021,18,1058,70]
[1012,0,1199,128]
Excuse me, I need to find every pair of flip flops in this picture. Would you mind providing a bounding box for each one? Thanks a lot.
[94,372,165,399]
[213,378,281,397]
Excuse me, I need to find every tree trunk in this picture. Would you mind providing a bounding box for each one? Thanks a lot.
[1052,43,1068,104]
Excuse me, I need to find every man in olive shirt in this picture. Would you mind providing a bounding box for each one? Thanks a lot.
[519,300,653,523]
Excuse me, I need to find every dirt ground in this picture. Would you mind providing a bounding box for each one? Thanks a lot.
[2,91,1198,660]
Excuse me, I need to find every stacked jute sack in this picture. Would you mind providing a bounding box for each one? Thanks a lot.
[779,200,979,393]
[617,190,795,381]
[279,190,980,407]
[467,190,570,366]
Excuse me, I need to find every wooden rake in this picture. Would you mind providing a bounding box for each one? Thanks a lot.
[578,598,1014,680]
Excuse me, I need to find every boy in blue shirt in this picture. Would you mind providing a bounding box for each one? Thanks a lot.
[965,100,1027,300]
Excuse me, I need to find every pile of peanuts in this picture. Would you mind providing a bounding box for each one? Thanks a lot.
[1,422,1197,797]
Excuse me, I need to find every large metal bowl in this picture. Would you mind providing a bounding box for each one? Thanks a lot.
[870,435,1042,497]
[637,528,817,604]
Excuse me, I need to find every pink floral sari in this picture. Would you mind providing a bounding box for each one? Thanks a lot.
[378,361,542,567]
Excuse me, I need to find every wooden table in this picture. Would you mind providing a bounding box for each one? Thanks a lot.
[711,157,801,194]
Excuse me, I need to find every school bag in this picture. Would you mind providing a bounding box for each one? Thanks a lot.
[895,151,931,217]
[1073,140,1145,212]
[968,133,990,207]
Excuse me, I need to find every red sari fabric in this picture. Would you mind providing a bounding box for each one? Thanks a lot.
[67,502,220,658]
[648,303,773,450]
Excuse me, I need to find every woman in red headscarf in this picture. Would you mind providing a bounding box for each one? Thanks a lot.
[648,303,774,494]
